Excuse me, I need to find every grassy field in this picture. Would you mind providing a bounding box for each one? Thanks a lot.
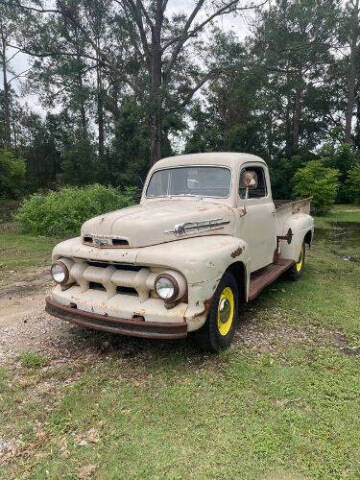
[0,231,59,274]
[0,206,360,479]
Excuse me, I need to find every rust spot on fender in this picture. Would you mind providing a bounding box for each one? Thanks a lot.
[194,297,212,318]
[231,247,243,258]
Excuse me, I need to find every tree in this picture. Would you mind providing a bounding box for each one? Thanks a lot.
[14,0,269,166]
[0,3,27,148]
[0,149,26,198]
[294,160,339,214]
[346,164,360,203]
[320,143,360,202]
[342,0,360,143]
[252,0,340,156]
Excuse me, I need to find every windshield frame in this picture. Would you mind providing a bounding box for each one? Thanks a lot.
[145,164,232,200]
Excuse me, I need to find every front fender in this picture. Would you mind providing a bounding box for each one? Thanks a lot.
[51,235,250,332]
[136,235,250,330]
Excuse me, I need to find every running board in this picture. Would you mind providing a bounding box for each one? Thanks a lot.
[248,259,295,301]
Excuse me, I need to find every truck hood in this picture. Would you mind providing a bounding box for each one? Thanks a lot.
[81,199,235,248]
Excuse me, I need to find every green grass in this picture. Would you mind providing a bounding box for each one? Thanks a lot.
[315,204,360,229]
[17,352,46,369]
[0,230,59,278]
[0,206,359,479]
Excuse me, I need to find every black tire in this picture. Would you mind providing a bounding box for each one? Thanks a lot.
[195,271,239,352]
[287,241,306,281]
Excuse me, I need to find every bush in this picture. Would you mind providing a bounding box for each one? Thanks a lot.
[293,161,339,215]
[15,184,137,237]
[270,152,315,200]
[346,164,360,204]
[320,143,360,203]
[0,149,26,199]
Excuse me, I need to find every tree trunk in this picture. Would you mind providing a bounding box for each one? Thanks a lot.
[96,49,105,160]
[266,109,273,161]
[284,76,292,157]
[149,1,163,166]
[1,40,11,148]
[77,54,87,137]
[292,80,303,153]
[345,48,357,143]
[345,0,359,144]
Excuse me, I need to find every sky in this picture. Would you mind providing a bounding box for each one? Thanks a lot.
[5,0,254,116]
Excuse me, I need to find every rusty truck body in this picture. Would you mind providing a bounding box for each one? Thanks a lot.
[46,153,314,351]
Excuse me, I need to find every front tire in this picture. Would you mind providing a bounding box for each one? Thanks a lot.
[288,241,305,280]
[195,271,239,352]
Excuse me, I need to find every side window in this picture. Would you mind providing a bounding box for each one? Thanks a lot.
[239,166,267,199]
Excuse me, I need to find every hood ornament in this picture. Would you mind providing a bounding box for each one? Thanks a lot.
[166,218,230,236]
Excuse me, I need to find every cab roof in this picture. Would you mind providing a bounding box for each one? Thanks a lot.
[153,152,267,170]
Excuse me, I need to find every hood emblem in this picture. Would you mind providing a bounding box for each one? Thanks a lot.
[166,218,230,236]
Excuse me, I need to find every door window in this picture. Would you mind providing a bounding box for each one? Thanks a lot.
[239,166,267,199]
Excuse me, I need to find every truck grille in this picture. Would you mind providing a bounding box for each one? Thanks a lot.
[86,260,141,271]
[64,259,156,303]
[83,236,129,248]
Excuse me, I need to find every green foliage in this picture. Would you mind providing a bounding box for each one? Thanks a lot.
[60,136,97,186]
[15,184,137,237]
[270,153,315,199]
[320,143,360,202]
[103,100,151,186]
[294,161,339,214]
[0,150,26,199]
[346,164,360,204]
[18,352,46,369]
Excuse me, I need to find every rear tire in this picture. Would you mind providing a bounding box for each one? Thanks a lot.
[195,271,239,352]
[288,241,305,281]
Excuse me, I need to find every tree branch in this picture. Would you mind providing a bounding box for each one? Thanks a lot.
[163,0,206,77]
[114,0,151,68]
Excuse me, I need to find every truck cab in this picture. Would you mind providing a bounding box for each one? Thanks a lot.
[46,153,314,351]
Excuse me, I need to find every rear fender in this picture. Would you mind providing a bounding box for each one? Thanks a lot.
[279,214,314,262]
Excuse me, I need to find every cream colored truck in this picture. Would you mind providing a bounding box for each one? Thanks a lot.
[46,153,314,351]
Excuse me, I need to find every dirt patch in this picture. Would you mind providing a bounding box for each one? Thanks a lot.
[0,267,352,366]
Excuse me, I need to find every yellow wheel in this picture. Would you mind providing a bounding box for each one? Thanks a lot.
[217,287,235,336]
[296,243,305,273]
[195,272,239,352]
[288,241,306,280]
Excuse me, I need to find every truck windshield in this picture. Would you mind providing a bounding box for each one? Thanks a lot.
[146,166,231,198]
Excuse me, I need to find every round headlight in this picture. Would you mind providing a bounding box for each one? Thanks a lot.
[155,274,178,301]
[51,261,69,284]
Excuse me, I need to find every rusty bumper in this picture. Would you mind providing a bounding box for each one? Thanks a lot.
[45,297,187,340]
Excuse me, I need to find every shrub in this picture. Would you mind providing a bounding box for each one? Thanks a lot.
[320,143,360,202]
[15,184,137,237]
[0,150,26,199]
[346,164,360,204]
[270,153,315,200]
[293,161,339,215]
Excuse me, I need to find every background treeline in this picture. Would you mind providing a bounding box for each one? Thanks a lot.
[1,0,360,209]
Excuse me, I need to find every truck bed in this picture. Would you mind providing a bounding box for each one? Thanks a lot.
[274,197,312,215]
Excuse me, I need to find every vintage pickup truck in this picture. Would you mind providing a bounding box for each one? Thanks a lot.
[46,153,314,351]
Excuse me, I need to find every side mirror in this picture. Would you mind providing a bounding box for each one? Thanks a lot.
[241,171,258,190]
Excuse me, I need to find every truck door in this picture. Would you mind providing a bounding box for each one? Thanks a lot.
[237,164,276,272]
